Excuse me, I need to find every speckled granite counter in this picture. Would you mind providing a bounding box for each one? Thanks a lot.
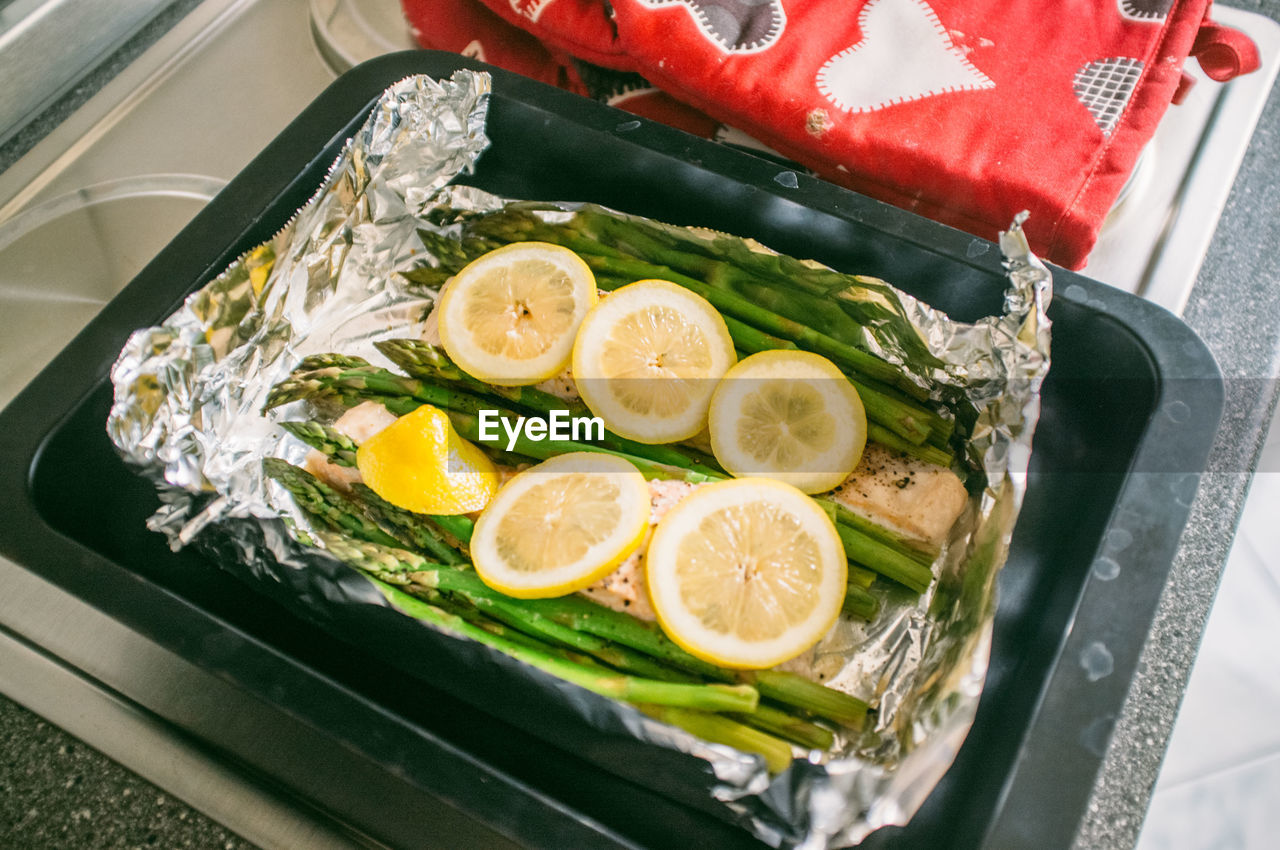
[2,2,1279,848]
[0,694,254,848]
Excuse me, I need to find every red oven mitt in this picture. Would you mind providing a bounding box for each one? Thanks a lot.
[403,0,1260,269]
[401,0,721,137]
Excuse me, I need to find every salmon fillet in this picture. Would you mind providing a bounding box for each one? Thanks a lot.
[580,479,697,621]
[829,444,967,547]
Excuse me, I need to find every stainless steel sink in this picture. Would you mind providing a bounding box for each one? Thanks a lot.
[0,174,223,400]
[0,0,350,409]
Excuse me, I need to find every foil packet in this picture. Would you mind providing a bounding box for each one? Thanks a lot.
[107,70,1051,848]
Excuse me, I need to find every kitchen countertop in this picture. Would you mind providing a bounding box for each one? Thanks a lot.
[0,694,253,849]
[2,1,1279,848]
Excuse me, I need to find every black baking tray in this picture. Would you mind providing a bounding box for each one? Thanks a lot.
[0,52,1224,848]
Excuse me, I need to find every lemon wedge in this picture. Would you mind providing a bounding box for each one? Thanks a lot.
[571,279,736,444]
[470,453,650,598]
[355,405,498,515]
[645,478,847,669]
[437,242,597,386]
[709,350,867,494]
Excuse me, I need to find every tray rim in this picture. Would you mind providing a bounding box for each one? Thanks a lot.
[0,50,1225,849]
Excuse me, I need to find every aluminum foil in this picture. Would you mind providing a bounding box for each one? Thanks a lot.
[107,70,1052,848]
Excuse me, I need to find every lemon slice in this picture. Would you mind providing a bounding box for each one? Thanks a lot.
[356,405,498,515]
[470,453,650,598]
[708,350,867,494]
[645,478,846,669]
[572,279,736,444]
[437,242,597,386]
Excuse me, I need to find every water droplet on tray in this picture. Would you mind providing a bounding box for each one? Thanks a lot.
[1106,528,1133,551]
[1092,556,1121,581]
[1172,473,1199,507]
[1080,641,1114,682]
[1079,715,1115,757]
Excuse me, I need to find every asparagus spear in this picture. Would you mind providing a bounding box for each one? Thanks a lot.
[842,584,880,621]
[272,366,934,593]
[375,339,723,475]
[833,521,933,595]
[268,362,713,486]
[398,559,684,681]
[827,502,939,568]
[867,423,954,468]
[588,279,953,466]
[603,257,940,445]
[731,704,834,752]
[375,337,592,418]
[448,410,724,486]
[274,463,871,728]
[737,670,867,728]
[326,524,838,750]
[444,204,939,379]
[469,211,931,395]
[295,352,372,371]
[349,483,467,566]
[414,229,499,274]
[371,576,761,714]
[313,532,760,714]
[576,214,874,347]
[470,426,935,593]
[437,207,959,451]
[430,513,474,544]
[490,590,870,727]
[279,421,359,468]
[553,207,946,376]
[269,363,728,480]
[586,255,911,390]
[262,458,403,549]
[271,417,477,549]
[265,365,482,415]
[274,430,478,545]
[848,564,877,589]
[322,516,868,728]
[636,705,793,774]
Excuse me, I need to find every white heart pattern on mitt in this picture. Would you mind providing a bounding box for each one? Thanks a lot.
[817,0,994,113]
